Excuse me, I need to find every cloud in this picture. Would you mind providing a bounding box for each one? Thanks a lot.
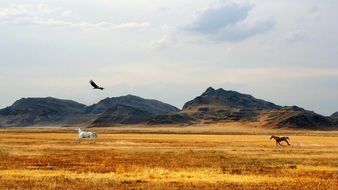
[61,10,72,17]
[211,18,275,42]
[12,16,73,27]
[0,4,71,27]
[188,2,252,34]
[0,4,56,18]
[36,4,53,14]
[150,25,177,50]
[286,30,307,43]
[157,6,171,12]
[150,34,171,50]
[308,6,319,14]
[0,4,150,31]
[186,2,274,42]
[115,22,150,29]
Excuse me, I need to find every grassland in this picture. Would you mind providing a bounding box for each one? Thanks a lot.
[0,124,337,189]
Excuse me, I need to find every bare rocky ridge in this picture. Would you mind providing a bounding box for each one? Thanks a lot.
[148,113,196,125]
[183,87,280,111]
[85,95,179,115]
[87,95,180,126]
[331,112,338,125]
[261,106,336,129]
[180,87,279,122]
[331,112,338,118]
[92,104,155,126]
[0,97,86,127]
[0,95,180,127]
[169,87,337,129]
[0,88,337,129]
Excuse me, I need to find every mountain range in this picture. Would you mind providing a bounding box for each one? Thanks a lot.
[0,87,337,129]
[0,97,86,126]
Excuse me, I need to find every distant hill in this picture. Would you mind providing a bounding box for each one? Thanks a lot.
[331,112,338,118]
[0,89,337,129]
[0,97,86,127]
[148,113,196,125]
[260,106,336,129]
[85,95,179,115]
[183,87,280,111]
[157,87,337,129]
[331,112,338,125]
[0,95,180,127]
[92,104,155,126]
[181,87,279,122]
[87,95,180,126]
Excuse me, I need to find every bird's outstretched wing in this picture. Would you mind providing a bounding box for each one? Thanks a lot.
[89,80,99,88]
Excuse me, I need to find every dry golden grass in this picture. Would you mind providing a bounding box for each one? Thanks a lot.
[0,125,337,189]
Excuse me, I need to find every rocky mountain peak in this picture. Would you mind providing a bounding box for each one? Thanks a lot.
[202,87,216,95]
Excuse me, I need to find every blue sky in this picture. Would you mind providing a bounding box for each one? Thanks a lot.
[1,0,338,115]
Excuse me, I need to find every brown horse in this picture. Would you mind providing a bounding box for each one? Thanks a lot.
[270,135,290,146]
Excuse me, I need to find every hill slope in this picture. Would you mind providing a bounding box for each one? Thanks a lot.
[331,112,338,118]
[260,106,336,129]
[181,87,279,122]
[183,87,280,111]
[87,95,180,126]
[85,95,179,115]
[0,89,336,129]
[0,97,86,126]
[92,104,155,125]
[156,87,337,129]
[0,95,180,127]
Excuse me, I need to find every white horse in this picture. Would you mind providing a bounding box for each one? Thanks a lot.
[75,128,97,144]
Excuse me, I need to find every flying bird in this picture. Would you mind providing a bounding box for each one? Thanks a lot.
[89,80,104,90]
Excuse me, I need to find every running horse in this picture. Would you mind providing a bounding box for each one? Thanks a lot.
[75,128,97,144]
[270,135,290,146]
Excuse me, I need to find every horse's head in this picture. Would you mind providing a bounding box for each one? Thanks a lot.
[270,135,273,140]
[75,128,81,132]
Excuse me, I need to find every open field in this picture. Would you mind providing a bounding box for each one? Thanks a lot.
[0,124,337,189]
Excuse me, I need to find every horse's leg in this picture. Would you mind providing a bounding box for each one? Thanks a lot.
[77,138,81,144]
[89,137,92,144]
[285,140,290,145]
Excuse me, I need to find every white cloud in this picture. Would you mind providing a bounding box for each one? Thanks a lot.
[211,18,275,42]
[150,24,177,50]
[12,16,72,27]
[308,6,319,14]
[150,34,171,50]
[186,1,275,42]
[61,10,72,17]
[0,4,150,31]
[115,22,150,29]
[0,4,34,17]
[36,4,53,14]
[0,4,60,18]
[286,30,307,43]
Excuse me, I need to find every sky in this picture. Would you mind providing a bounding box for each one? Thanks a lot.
[0,0,338,116]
